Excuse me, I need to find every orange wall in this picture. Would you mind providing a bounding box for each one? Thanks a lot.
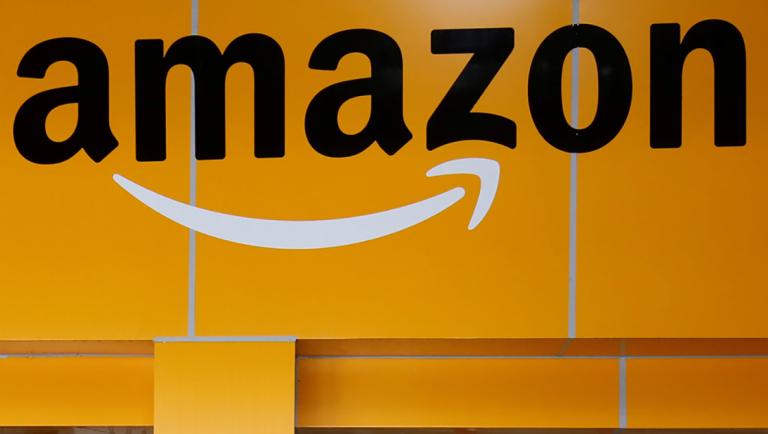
[2,0,766,340]
[3,351,767,428]
[1,0,767,429]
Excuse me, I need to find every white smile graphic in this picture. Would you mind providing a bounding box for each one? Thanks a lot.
[113,157,500,249]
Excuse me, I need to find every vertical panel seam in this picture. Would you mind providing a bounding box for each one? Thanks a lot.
[187,0,199,337]
[619,356,628,428]
[568,0,580,339]
[295,350,300,427]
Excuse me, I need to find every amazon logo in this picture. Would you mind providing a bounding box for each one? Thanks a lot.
[12,21,747,248]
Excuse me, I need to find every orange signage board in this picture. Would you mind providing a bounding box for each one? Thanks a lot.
[0,0,765,340]
[195,0,571,338]
[578,0,768,337]
[0,0,192,339]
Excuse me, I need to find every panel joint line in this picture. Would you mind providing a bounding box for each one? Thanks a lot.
[568,0,580,339]
[187,0,200,337]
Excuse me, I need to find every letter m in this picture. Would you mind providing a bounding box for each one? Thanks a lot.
[135,34,285,161]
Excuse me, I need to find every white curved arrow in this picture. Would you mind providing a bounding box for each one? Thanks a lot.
[113,157,500,249]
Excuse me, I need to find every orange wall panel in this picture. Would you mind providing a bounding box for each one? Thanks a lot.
[297,357,619,428]
[627,358,768,428]
[0,0,191,340]
[578,0,768,337]
[0,356,153,426]
[195,0,572,339]
[154,342,295,434]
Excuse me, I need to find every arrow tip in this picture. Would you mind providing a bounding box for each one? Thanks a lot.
[426,158,500,230]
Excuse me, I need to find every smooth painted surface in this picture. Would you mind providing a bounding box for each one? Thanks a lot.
[0,345,766,428]
[196,0,571,339]
[578,0,768,337]
[0,0,190,339]
[0,340,154,355]
[297,337,768,357]
[297,357,619,428]
[1,0,766,341]
[0,356,153,426]
[627,358,768,428]
[154,342,295,434]
[1,0,768,429]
